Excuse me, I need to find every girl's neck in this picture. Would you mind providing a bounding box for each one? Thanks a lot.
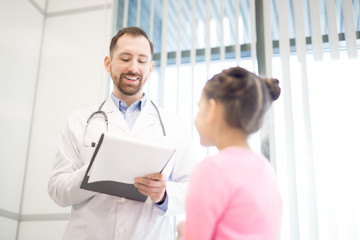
[215,127,250,151]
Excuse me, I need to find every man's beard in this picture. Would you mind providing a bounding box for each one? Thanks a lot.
[114,73,144,96]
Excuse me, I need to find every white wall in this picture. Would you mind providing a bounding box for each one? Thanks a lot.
[0,0,44,239]
[0,0,114,239]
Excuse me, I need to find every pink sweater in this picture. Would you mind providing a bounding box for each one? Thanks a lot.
[183,147,282,240]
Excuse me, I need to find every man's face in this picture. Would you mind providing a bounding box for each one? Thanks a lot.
[105,34,154,98]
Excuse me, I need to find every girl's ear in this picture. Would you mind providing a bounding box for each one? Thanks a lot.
[207,98,218,123]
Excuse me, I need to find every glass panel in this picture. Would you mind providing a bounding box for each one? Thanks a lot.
[239,0,251,44]
[146,68,160,104]
[272,49,360,239]
[210,0,221,48]
[271,0,360,43]
[139,0,151,33]
[127,0,138,27]
[196,0,206,50]
[180,0,192,52]
[166,0,179,53]
[152,0,163,54]
[163,66,178,114]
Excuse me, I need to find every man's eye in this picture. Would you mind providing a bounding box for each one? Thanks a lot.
[138,59,147,64]
[121,58,130,62]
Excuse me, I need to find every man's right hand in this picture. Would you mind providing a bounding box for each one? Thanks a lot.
[176,221,185,240]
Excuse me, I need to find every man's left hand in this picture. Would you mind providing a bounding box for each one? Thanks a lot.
[134,173,167,203]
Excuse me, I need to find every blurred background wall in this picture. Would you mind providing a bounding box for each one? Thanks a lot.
[0,0,114,239]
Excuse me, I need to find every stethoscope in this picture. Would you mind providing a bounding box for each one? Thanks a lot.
[83,99,166,147]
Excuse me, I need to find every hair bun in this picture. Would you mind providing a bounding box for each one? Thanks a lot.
[264,78,281,101]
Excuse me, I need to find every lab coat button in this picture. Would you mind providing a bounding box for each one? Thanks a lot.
[120,197,126,203]
[118,227,124,233]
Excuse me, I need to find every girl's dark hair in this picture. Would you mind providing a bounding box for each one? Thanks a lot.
[203,66,281,134]
[109,26,153,59]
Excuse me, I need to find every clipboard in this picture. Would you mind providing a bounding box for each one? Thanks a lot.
[80,133,175,202]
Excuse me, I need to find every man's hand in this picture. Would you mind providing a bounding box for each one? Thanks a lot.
[134,173,167,203]
[176,221,185,240]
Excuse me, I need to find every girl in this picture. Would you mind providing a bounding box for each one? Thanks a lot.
[179,66,282,240]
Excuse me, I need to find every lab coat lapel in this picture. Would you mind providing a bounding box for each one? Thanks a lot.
[101,97,131,135]
[131,100,159,137]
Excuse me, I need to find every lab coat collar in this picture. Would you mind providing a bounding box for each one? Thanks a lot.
[110,93,148,111]
[99,97,161,137]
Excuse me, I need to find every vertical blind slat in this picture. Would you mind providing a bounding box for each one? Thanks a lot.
[204,0,211,157]
[300,61,320,240]
[146,0,155,95]
[235,0,240,65]
[293,0,306,62]
[136,0,141,27]
[123,0,129,28]
[341,0,358,58]
[190,0,196,133]
[191,0,196,65]
[159,0,168,107]
[278,0,300,239]
[278,0,290,56]
[325,0,340,59]
[149,0,154,42]
[176,0,182,114]
[262,0,272,76]
[293,0,320,239]
[205,0,211,79]
[220,0,225,61]
[359,0,360,25]
[309,0,323,60]
[206,0,211,78]
[250,0,257,69]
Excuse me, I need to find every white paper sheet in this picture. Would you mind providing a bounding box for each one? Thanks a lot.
[87,133,175,184]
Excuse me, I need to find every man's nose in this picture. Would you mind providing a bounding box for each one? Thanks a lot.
[127,59,139,73]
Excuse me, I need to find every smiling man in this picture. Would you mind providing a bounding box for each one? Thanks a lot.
[104,28,154,102]
[48,27,198,240]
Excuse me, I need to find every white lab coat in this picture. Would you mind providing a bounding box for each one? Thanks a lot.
[48,98,198,240]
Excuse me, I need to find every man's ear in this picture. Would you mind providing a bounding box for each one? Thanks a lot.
[142,61,155,87]
[104,56,111,72]
[149,60,155,74]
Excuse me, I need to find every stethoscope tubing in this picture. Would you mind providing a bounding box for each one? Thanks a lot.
[86,98,166,137]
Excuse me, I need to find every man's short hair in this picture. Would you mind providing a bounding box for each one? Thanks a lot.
[109,26,154,59]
